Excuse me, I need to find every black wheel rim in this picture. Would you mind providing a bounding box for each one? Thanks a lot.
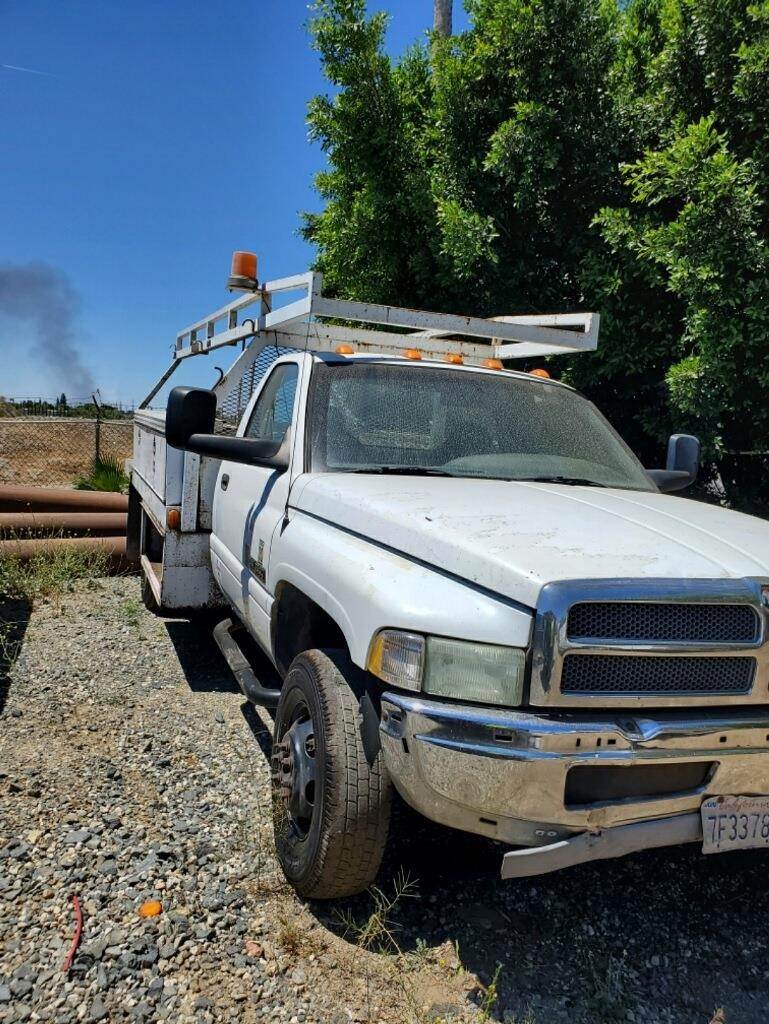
[272,701,317,839]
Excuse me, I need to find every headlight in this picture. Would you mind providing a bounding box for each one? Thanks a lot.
[423,635,525,706]
[367,630,526,707]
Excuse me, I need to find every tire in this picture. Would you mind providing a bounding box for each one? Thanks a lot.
[271,649,392,899]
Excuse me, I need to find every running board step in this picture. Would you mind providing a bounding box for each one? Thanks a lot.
[213,617,281,709]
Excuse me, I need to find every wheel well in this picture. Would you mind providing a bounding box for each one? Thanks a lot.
[272,583,348,676]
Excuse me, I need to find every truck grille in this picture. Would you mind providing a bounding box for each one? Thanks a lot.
[567,602,759,644]
[561,654,756,696]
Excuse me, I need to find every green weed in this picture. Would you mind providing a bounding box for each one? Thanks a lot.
[479,963,503,1021]
[122,597,142,627]
[0,544,109,603]
[75,455,129,493]
[335,869,419,954]
[583,951,638,1021]
[0,620,24,669]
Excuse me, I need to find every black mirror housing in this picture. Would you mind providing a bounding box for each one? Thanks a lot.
[667,433,700,479]
[166,387,217,450]
[647,433,701,493]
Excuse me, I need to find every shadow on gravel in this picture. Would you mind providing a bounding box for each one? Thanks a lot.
[240,700,274,760]
[165,618,241,694]
[0,597,31,716]
[312,801,769,1023]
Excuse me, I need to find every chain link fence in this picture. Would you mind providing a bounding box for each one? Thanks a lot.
[0,417,134,487]
[216,346,289,431]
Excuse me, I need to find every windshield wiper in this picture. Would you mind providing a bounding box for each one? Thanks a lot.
[347,466,455,477]
[521,475,608,487]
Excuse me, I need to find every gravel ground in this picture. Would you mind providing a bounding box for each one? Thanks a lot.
[2,576,769,1024]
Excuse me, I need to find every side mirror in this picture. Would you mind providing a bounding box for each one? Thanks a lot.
[647,433,700,493]
[165,386,289,471]
[166,387,217,449]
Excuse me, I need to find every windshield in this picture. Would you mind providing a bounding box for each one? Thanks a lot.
[308,362,654,491]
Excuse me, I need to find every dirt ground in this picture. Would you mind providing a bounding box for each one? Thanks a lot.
[2,577,768,1024]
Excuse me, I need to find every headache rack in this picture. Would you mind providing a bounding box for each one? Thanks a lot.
[139,267,599,409]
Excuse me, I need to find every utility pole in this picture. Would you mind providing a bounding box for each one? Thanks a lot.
[434,0,452,36]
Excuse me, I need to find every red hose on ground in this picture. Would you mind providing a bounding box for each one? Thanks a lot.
[61,894,83,972]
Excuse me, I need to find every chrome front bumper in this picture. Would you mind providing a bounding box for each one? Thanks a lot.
[380,692,769,850]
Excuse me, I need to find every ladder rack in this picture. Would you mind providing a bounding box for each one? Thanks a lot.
[140,269,598,408]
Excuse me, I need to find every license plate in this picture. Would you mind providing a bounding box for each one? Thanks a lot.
[701,795,769,854]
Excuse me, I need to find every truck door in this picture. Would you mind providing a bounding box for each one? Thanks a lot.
[210,358,299,652]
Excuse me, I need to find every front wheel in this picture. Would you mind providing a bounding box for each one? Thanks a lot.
[271,649,391,899]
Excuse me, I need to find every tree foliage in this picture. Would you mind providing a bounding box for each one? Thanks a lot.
[303,0,769,512]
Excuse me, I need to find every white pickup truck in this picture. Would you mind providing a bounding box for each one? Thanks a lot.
[128,256,769,899]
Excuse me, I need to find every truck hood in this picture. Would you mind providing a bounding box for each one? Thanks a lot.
[292,474,769,608]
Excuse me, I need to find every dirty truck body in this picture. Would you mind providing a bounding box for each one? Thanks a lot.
[129,264,769,897]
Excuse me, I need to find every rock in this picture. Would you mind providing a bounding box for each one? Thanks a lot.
[63,829,91,845]
[139,946,159,967]
[88,996,108,1021]
[424,1006,462,1023]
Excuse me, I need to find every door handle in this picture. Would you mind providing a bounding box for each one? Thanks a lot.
[220,473,229,491]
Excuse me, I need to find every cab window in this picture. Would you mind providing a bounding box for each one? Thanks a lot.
[244,363,298,444]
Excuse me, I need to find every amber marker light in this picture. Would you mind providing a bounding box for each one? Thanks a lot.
[404,348,422,360]
[445,353,464,365]
[227,250,258,291]
[335,343,355,355]
[530,368,551,378]
[482,358,504,370]
[166,508,181,531]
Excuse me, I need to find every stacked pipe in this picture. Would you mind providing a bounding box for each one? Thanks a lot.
[0,485,128,561]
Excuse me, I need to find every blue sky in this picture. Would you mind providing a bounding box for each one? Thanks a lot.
[0,1,470,405]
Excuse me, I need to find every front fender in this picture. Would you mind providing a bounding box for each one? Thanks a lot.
[269,510,533,670]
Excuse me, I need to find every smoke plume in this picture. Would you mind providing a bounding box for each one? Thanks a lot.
[0,261,96,398]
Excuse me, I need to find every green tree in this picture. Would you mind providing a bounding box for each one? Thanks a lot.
[571,0,769,509]
[303,0,621,315]
[304,0,769,511]
[303,1,440,307]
